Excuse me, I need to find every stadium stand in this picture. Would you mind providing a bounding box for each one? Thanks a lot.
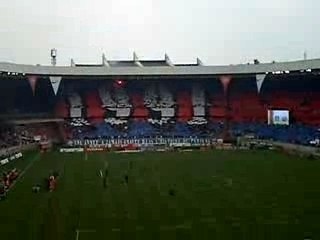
[1,57,320,148]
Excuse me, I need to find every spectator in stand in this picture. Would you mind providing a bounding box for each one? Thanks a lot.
[0,126,31,150]
[0,183,6,199]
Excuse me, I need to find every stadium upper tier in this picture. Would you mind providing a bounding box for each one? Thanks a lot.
[0,57,320,76]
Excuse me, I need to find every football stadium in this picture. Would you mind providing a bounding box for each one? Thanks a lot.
[1,55,320,240]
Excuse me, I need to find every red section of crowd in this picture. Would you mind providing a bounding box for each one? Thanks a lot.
[1,168,19,191]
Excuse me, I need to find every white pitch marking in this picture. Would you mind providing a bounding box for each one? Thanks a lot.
[78,229,96,232]
[75,229,96,240]
[75,230,79,240]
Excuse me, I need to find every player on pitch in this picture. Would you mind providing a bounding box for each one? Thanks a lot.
[103,161,109,189]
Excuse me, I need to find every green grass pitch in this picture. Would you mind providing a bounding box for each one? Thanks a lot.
[0,149,320,240]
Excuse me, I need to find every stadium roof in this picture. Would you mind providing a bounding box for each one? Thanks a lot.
[1,55,320,77]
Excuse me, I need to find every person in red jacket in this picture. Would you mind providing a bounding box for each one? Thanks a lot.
[49,175,57,192]
[5,172,11,188]
[9,169,19,182]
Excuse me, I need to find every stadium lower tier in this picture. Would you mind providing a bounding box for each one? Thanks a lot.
[66,119,320,146]
[0,119,319,150]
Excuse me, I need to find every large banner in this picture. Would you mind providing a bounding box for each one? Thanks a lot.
[256,74,266,93]
[220,75,232,94]
[70,108,82,118]
[27,75,38,95]
[49,76,62,95]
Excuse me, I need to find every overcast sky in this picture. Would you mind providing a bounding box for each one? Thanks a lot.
[0,0,319,66]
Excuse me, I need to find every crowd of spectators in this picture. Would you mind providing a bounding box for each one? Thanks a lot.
[0,125,36,150]
[0,123,59,152]
[0,127,20,149]
[66,117,225,140]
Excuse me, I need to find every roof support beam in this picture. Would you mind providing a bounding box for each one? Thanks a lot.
[197,57,204,66]
[70,58,75,67]
[165,53,174,67]
[102,53,110,67]
[133,51,143,67]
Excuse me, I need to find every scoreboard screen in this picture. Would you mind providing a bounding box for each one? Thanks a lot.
[268,110,290,125]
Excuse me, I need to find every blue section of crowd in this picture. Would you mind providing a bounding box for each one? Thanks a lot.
[70,120,320,146]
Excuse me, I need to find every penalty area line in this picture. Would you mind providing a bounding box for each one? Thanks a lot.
[75,229,97,240]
